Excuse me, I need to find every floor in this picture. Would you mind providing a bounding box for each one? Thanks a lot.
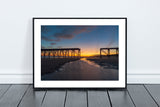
[0,84,160,107]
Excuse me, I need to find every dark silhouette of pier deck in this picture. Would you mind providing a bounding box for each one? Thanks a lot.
[100,47,118,58]
[41,48,81,58]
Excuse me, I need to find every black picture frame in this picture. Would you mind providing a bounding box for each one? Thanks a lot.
[33,17,127,89]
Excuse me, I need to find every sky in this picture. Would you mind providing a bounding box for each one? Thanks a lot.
[41,25,118,56]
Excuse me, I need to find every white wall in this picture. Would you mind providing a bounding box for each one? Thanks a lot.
[0,0,160,83]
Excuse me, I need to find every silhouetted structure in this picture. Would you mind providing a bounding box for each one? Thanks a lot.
[100,48,118,58]
[41,48,81,58]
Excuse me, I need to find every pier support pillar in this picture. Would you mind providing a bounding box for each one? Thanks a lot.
[100,49,102,58]
[108,49,110,55]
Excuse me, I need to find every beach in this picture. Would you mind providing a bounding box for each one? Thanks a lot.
[41,56,118,80]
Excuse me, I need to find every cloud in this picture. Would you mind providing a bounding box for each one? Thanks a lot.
[53,26,95,41]
[73,27,92,34]
[41,26,96,42]
[54,33,74,39]
[42,36,54,41]
[50,43,56,45]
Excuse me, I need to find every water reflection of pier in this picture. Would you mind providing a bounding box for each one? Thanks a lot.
[41,48,81,58]
[100,48,118,58]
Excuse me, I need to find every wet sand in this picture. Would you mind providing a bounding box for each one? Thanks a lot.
[41,57,118,80]
[41,58,80,75]
[87,55,118,69]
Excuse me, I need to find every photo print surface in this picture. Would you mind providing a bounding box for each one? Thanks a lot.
[41,25,119,80]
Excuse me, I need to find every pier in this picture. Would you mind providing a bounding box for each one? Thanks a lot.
[100,48,118,58]
[41,48,81,58]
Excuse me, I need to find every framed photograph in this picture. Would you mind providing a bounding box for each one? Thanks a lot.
[33,18,127,88]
